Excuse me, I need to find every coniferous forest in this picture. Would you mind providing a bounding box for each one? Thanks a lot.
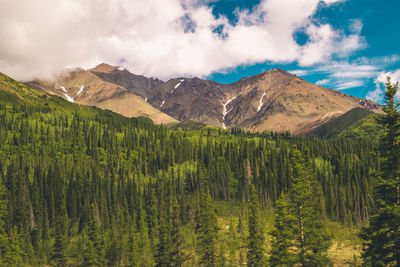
[0,77,399,266]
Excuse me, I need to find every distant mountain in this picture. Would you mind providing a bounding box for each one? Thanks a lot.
[148,68,382,134]
[24,64,382,134]
[26,64,176,124]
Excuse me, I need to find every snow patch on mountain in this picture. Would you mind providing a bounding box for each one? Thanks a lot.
[221,96,237,129]
[174,82,181,89]
[257,92,266,112]
[77,85,85,96]
[170,81,182,94]
[60,86,67,92]
[63,93,74,103]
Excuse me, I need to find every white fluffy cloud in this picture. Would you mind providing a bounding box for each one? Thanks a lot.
[367,69,400,102]
[0,0,362,81]
[316,78,330,85]
[290,60,379,90]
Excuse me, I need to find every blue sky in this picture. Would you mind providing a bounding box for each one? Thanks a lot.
[207,0,400,102]
[0,0,399,103]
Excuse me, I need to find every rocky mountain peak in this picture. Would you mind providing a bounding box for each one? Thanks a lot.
[90,63,119,73]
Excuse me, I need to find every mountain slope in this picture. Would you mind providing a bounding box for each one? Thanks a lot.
[306,107,382,138]
[90,63,164,98]
[338,114,385,139]
[26,66,176,124]
[0,72,78,109]
[149,68,382,134]
[0,72,138,121]
[148,77,234,126]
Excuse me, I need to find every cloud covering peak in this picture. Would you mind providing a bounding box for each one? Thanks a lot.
[0,0,362,81]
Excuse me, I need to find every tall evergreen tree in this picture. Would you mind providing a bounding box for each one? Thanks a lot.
[360,77,400,266]
[83,204,102,266]
[51,216,68,267]
[104,229,120,266]
[82,238,99,267]
[127,226,140,267]
[0,174,23,266]
[156,209,172,267]
[289,148,331,267]
[197,189,218,266]
[170,198,187,266]
[269,193,297,266]
[134,201,154,266]
[247,185,266,266]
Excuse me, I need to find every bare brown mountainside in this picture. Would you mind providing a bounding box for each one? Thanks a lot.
[26,64,381,133]
[148,68,381,134]
[26,65,176,124]
[90,63,164,98]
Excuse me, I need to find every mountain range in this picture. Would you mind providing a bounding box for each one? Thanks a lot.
[26,64,176,124]
[25,63,382,134]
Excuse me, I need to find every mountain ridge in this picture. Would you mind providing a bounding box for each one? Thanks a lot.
[148,67,381,133]
[26,66,177,124]
[24,63,382,134]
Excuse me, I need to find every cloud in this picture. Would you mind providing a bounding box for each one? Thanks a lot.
[288,69,310,76]
[367,69,400,102]
[335,80,364,90]
[298,19,365,66]
[366,86,384,103]
[292,60,381,90]
[317,61,378,78]
[0,0,363,81]
[355,55,400,65]
[318,61,378,90]
[316,78,330,85]
[328,65,378,83]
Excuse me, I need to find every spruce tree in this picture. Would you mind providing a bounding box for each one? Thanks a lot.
[269,193,297,266]
[104,229,120,266]
[170,198,187,266]
[127,226,139,267]
[51,217,68,267]
[360,77,400,266]
[82,239,99,267]
[289,147,331,267]
[155,210,172,267]
[0,175,23,266]
[247,185,266,266]
[134,201,154,266]
[196,189,218,266]
[83,204,102,266]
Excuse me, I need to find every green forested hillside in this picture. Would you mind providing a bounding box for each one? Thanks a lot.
[0,74,383,266]
[308,107,385,139]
